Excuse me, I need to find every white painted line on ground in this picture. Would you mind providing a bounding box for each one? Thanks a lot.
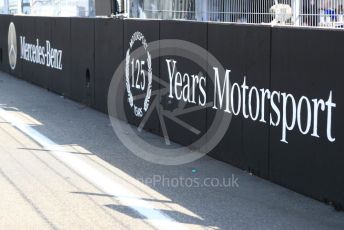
[0,107,188,230]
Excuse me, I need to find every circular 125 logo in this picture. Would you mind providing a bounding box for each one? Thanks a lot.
[125,32,152,117]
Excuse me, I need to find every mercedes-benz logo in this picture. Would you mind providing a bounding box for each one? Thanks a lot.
[8,22,17,70]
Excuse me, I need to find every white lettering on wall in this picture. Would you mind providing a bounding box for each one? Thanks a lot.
[20,36,62,70]
[167,60,336,144]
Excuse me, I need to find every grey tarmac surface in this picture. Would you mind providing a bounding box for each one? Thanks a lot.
[0,71,343,230]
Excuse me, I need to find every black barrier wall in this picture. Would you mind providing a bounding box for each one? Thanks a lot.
[0,15,10,73]
[0,16,342,209]
[70,18,95,106]
[94,18,123,113]
[50,17,71,97]
[270,27,344,209]
[20,16,36,83]
[207,23,271,178]
[159,20,208,150]
[33,17,52,88]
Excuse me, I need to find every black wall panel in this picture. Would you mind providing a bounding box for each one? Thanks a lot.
[20,16,36,82]
[50,17,71,97]
[33,17,52,88]
[207,23,271,178]
[94,18,123,113]
[270,27,344,208]
[70,18,95,106]
[159,20,208,149]
[0,15,10,72]
[123,19,160,134]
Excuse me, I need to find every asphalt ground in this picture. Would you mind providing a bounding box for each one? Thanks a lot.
[0,71,343,230]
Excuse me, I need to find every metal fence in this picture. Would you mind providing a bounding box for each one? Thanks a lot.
[129,0,344,28]
[0,0,95,16]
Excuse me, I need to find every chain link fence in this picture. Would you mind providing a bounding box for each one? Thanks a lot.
[129,0,344,28]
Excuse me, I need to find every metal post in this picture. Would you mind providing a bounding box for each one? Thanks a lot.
[3,0,9,14]
[294,0,301,25]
